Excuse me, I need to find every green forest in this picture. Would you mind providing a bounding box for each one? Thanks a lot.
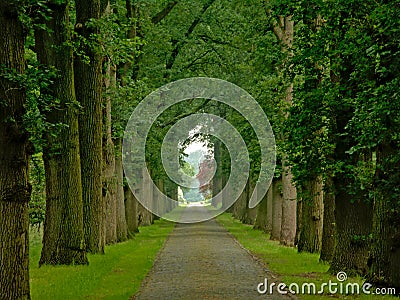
[0,0,399,299]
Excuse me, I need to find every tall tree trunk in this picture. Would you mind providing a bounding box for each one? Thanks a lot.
[103,59,117,245]
[320,174,336,262]
[368,143,400,289]
[270,179,283,241]
[270,15,297,247]
[329,121,373,275]
[297,176,324,253]
[35,1,88,265]
[74,0,105,254]
[112,129,127,241]
[0,3,31,298]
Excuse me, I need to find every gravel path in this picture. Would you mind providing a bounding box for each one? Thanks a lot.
[133,206,292,300]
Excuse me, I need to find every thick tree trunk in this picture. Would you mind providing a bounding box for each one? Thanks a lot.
[329,75,373,275]
[74,0,105,254]
[34,1,88,265]
[0,3,31,298]
[297,176,324,253]
[368,143,400,289]
[270,179,283,241]
[320,175,336,262]
[329,188,372,275]
[254,186,270,232]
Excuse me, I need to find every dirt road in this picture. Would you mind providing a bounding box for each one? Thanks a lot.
[133,206,292,300]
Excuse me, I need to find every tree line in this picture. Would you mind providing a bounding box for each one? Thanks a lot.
[0,0,399,299]
[216,0,400,293]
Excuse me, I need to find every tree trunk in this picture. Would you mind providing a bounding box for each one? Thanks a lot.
[34,1,88,265]
[254,186,269,232]
[115,153,127,242]
[0,3,31,298]
[270,179,283,241]
[297,176,324,253]
[212,139,222,208]
[74,0,105,254]
[280,160,297,247]
[124,186,139,237]
[320,175,336,262]
[329,140,373,276]
[138,166,154,226]
[329,188,372,275]
[294,187,302,247]
[232,180,249,222]
[368,143,400,289]
[246,181,257,225]
[270,15,297,247]
[103,57,117,245]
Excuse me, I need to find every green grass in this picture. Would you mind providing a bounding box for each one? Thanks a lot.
[217,213,398,300]
[29,212,179,300]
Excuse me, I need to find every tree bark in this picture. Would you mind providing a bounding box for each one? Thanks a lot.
[329,131,373,275]
[320,175,336,262]
[212,139,223,208]
[124,185,139,237]
[270,179,283,241]
[103,59,117,245]
[254,185,270,232]
[232,180,249,222]
[112,138,135,239]
[297,176,324,253]
[138,166,154,226]
[270,15,297,247]
[74,0,105,254]
[34,1,88,265]
[280,160,297,247]
[368,143,400,289]
[0,2,31,298]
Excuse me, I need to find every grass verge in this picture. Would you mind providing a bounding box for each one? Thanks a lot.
[30,213,178,300]
[216,213,397,300]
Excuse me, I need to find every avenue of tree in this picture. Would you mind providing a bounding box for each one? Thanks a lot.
[0,0,399,299]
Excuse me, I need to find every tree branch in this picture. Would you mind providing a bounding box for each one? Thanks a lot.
[165,0,216,71]
[151,1,178,25]
[160,99,211,128]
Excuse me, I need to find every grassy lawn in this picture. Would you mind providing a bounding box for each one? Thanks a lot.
[217,213,397,300]
[29,209,180,300]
